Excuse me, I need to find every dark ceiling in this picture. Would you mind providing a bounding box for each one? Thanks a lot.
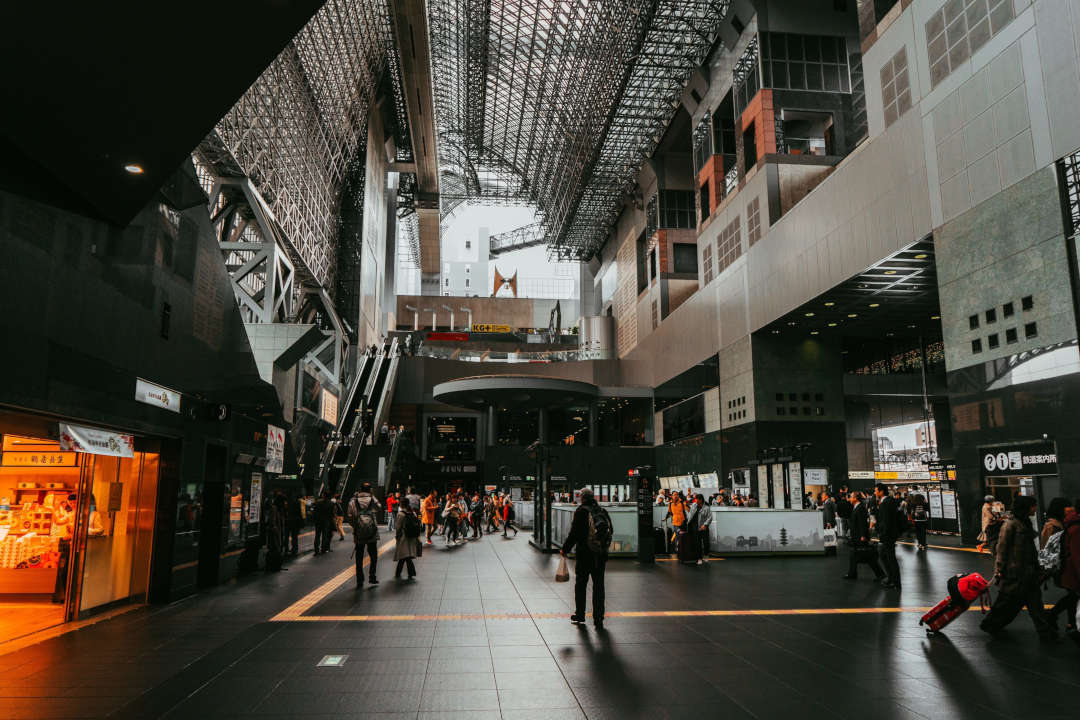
[761,238,943,340]
[0,2,324,225]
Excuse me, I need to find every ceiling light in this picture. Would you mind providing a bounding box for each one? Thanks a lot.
[884,270,897,275]
[914,253,927,259]
[771,329,780,334]
[827,322,837,327]
[804,312,815,317]
[869,303,880,308]
[847,313,857,318]
[931,315,940,320]
[810,331,819,336]
[824,302,835,307]
[123,164,144,174]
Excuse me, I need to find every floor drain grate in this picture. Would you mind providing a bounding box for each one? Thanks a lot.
[317,654,348,667]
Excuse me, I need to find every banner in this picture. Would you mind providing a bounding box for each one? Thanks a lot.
[788,461,803,509]
[248,473,262,523]
[134,378,181,413]
[59,423,134,458]
[266,424,285,473]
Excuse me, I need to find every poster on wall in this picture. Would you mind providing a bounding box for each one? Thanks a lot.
[788,461,803,509]
[929,490,943,517]
[266,424,285,473]
[756,465,769,505]
[248,473,263,523]
[941,491,958,519]
[804,467,827,487]
[59,423,134,458]
[771,463,785,509]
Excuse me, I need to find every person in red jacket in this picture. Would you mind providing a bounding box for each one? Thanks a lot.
[502,497,518,537]
[1054,502,1080,635]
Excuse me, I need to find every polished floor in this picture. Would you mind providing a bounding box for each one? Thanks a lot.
[0,529,1076,720]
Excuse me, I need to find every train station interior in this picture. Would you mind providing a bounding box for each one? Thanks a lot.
[0,0,1078,717]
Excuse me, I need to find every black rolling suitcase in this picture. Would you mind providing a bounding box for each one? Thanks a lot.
[677,530,698,564]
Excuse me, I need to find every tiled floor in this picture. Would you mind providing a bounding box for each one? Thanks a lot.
[0,530,1076,720]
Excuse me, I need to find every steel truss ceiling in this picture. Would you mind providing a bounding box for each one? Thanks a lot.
[202,0,409,290]
[428,0,729,259]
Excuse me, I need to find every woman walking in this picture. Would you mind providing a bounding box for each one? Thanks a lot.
[421,490,438,546]
[393,504,420,580]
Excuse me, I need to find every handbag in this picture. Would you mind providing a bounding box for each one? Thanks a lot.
[555,555,570,582]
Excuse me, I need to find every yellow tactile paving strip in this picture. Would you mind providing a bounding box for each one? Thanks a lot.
[272,607,936,622]
[897,541,985,553]
[270,538,396,621]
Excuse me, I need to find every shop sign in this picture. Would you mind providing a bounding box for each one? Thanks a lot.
[472,323,511,333]
[59,423,134,458]
[848,470,875,480]
[1,451,77,467]
[804,467,828,486]
[320,390,338,425]
[134,378,181,413]
[248,473,263,523]
[980,441,1057,476]
[426,332,470,341]
[265,424,285,473]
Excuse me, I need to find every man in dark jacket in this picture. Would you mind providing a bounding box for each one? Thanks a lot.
[561,488,609,630]
[874,484,901,589]
[312,491,334,555]
[980,495,1053,638]
[822,491,837,528]
[835,488,852,542]
[287,493,304,555]
[842,492,884,581]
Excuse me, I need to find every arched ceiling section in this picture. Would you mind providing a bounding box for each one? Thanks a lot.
[428,0,730,260]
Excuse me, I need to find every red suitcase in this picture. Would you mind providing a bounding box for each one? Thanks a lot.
[919,572,990,636]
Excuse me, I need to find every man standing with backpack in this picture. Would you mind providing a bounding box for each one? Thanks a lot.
[347,483,382,587]
[560,488,611,631]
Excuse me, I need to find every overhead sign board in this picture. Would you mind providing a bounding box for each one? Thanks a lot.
[135,378,181,413]
[980,441,1057,476]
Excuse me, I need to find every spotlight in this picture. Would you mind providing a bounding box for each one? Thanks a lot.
[124,164,144,174]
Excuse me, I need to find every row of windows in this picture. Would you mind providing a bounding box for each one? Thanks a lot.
[646,190,696,236]
[777,406,826,416]
[728,409,748,422]
[968,296,1034,329]
[926,0,1014,88]
[759,32,852,94]
[702,244,715,285]
[880,47,912,129]
[747,197,762,246]
[716,217,742,277]
[726,395,747,409]
[971,322,1037,353]
[776,392,825,402]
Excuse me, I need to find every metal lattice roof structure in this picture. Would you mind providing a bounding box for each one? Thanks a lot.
[428,0,730,259]
[197,0,408,289]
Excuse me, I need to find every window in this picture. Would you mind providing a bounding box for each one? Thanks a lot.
[716,217,742,275]
[760,32,851,93]
[1022,295,1034,311]
[693,114,713,174]
[743,123,758,174]
[815,407,825,416]
[880,47,911,128]
[969,314,979,330]
[775,393,784,401]
[815,393,824,401]
[788,393,797,401]
[790,407,799,415]
[926,0,1015,88]
[1002,301,1013,318]
[700,183,711,223]
[777,407,786,416]
[801,392,810,401]
[802,407,812,416]
[465,240,471,250]
[747,197,761,246]
[648,190,696,233]
[673,243,698,274]
[649,246,658,282]
[1005,327,1018,344]
[1025,322,1038,339]
[971,338,982,353]
[987,333,999,349]
[636,231,648,293]
[733,36,760,114]
[465,278,470,287]
[702,244,714,284]
[651,300,659,330]
[985,308,996,323]
[465,266,470,273]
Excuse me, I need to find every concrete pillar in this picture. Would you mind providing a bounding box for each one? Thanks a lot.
[538,408,548,445]
[487,405,497,446]
[588,400,598,448]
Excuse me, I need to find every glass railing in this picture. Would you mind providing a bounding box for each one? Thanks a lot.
[413,345,612,363]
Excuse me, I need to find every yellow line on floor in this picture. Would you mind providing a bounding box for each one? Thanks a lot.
[270,538,396,622]
[897,541,985,553]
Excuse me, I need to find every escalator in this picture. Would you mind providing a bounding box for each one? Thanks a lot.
[316,350,376,494]
[335,338,400,498]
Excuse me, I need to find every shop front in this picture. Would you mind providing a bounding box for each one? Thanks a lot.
[0,418,161,644]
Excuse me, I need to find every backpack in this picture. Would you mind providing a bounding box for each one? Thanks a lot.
[585,504,613,554]
[1038,529,1065,577]
[912,505,928,522]
[402,512,423,539]
[348,496,378,543]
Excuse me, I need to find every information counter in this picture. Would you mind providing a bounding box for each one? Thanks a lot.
[550,503,639,556]
[708,507,825,556]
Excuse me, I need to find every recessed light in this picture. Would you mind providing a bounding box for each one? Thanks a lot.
[824,302,835,307]
[931,315,940,320]
[810,331,819,336]
[827,322,837,327]
[771,329,780,334]
[788,321,797,326]
[123,163,144,174]
[914,253,927,259]
[884,270,897,275]
[847,313,857,318]
[869,303,880,308]
[805,312,815,317]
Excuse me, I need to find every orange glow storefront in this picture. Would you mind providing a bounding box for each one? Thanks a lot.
[0,420,160,644]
